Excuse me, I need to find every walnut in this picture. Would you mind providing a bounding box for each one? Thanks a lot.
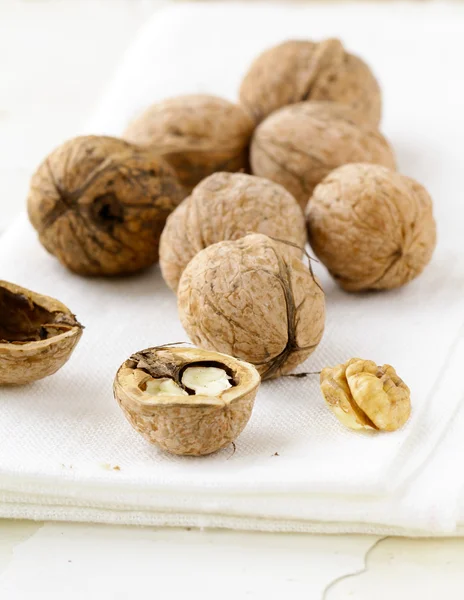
[159,172,307,292]
[177,233,325,380]
[306,163,437,291]
[0,281,83,385]
[113,345,260,456]
[250,102,395,208]
[27,135,185,276]
[239,39,381,126]
[320,358,411,431]
[124,95,255,192]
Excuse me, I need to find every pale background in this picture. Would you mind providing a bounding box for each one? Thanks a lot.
[1,1,464,598]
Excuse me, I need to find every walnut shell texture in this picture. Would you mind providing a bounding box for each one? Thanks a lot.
[0,281,83,385]
[306,163,437,291]
[27,135,185,276]
[240,39,382,126]
[159,172,307,292]
[113,346,260,456]
[177,234,326,380]
[320,358,411,432]
[124,95,255,192]
[250,101,396,209]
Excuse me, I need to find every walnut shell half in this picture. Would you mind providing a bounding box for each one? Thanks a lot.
[306,163,437,291]
[159,172,307,292]
[124,95,255,192]
[28,135,185,276]
[113,346,260,456]
[0,281,83,385]
[239,39,381,126]
[177,234,326,380]
[320,358,411,431]
[250,102,395,208]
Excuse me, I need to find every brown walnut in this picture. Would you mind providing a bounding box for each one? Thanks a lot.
[0,281,83,385]
[239,39,382,126]
[113,345,260,456]
[27,135,185,276]
[306,163,437,291]
[177,234,326,380]
[250,102,395,209]
[124,95,255,192]
[320,358,411,432]
[159,172,307,292]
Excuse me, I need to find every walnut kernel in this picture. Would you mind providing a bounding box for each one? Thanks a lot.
[320,358,411,431]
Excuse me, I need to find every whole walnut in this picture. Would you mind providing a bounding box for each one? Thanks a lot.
[239,39,381,126]
[124,95,255,191]
[306,164,437,291]
[159,172,307,292]
[250,102,395,209]
[177,233,326,380]
[28,135,185,276]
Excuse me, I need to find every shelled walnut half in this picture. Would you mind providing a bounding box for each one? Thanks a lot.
[320,358,411,432]
[0,281,83,385]
[114,346,260,456]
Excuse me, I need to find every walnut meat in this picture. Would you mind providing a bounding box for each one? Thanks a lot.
[124,95,255,191]
[250,102,395,208]
[159,172,307,292]
[113,346,260,456]
[240,39,382,126]
[320,358,411,431]
[28,135,185,276]
[306,163,437,291]
[177,234,325,380]
[0,281,83,385]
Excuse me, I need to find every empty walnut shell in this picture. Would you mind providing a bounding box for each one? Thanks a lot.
[178,234,326,380]
[250,102,395,208]
[27,135,185,276]
[113,346,260,456]
[124,95,255,192]
[239,39,382,126]
[306,163,437,291]
[159,172,307,292]
[320,358,411,431]
[0,281,83,385]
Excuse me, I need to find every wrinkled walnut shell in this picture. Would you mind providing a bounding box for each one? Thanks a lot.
[320,358,411,431]
[178,234,326,380]
[124,95,255,192]
[240,39,382,126]
[0,281,83,385]
[250,102,395,208]
[160,172,307,292]
[28,135,185,276]
[113,346,260,456]
[306,163,437,291]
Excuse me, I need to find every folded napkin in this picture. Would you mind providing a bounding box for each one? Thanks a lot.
[1,2,463,535]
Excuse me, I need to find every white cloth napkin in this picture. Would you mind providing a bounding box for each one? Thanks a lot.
[1,2,464,535]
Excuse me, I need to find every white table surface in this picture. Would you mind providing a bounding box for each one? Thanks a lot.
[2,1,464,598]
